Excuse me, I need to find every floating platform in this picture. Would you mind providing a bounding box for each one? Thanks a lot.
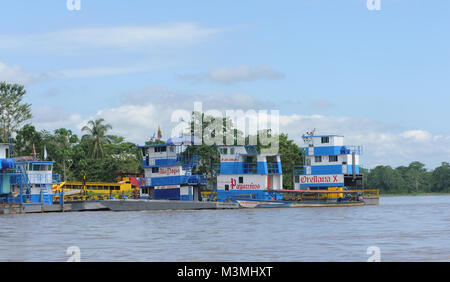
[1,197,371,214]
[100,199,239,211]
[0,201,109,214]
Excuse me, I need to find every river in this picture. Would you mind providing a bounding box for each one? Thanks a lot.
[0,195,449,261]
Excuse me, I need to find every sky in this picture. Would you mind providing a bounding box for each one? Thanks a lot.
[0,0,449,169]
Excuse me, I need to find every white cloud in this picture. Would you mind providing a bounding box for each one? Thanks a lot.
[0,23,221,55]
[0,60,170,85]
[51,63,168,79]
[401,130,432,142]
[32,105,83,131]
[179,64,285,84]
[0,61,47,85]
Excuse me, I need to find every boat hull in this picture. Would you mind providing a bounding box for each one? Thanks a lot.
[236,199,365,208]
[236,199,292,208]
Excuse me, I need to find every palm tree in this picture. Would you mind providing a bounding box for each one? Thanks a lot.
[81,118,113,158]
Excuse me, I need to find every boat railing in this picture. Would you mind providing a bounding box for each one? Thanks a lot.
[242,163,258,174]
[267,163,281,174]
[340,145,363,155]
[142,154,198,167]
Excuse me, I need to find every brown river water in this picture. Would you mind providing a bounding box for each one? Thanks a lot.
[0,195,449,261]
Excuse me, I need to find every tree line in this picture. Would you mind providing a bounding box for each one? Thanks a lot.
[1,82,449,193]
[362,162,450,194]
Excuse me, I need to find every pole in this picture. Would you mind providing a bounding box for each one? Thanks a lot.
[352,152,356,187]
[60,189,64,212]
[40,190,44,213]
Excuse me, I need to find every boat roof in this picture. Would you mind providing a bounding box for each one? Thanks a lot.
[14,157,55,164]
[138,136,202,148]
[216,145,257,147]
[302,134,344,138]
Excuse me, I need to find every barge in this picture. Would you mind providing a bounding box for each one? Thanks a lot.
[210,132,378,207]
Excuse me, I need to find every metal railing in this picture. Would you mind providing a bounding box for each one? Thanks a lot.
[142,154,198,167]
[144,174,207,187]
[26,173,61,184]
[243,163,258,174]
[267,163,281,174]
[340,145,363,155]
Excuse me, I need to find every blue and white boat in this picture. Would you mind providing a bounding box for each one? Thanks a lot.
[214,144,284,202]
[0,142,60,206]
[137,136,207,201]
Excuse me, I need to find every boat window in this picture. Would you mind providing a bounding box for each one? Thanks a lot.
[230,148,235,155]
[239,177,243,184]
[152,167,159,173]
[245,146,258,155]
[225,185,229,191]
[329,155,338,162]
[169,146,175,153]
[220,148,228,154]
[321,137,330,144]
[33,164,40,171]
[315,156,322,163]
[155,146,166,153]
[295,176,300,183]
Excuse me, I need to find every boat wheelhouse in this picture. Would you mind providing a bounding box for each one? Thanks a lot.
[138,136,206,201]
[215,145,283,202]
[0,142,60,205]
[293,134,363,191]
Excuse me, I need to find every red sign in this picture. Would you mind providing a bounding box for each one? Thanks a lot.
[221,158,238,162]
[230,178,261,190]
[159,167,181,175]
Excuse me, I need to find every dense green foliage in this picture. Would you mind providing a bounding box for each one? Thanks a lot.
[278,134,303,189]
[13,123,141,182]
[363,161,450,194]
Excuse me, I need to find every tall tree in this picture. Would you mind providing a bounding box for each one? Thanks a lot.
[81,118,113,158]
[277,133,303,190]
[0,82,32,142]
[47,128,79,181]
[14,124,43,157]
[430,162,450,193]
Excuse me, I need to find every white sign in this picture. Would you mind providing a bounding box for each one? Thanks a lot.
[299,174,344,185]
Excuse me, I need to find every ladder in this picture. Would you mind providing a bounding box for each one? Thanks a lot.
[15,161,32,203]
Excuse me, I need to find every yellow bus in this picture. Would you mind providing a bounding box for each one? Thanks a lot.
[52,175,139,197]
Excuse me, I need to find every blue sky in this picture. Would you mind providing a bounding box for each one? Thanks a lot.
[0,0,449,168]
